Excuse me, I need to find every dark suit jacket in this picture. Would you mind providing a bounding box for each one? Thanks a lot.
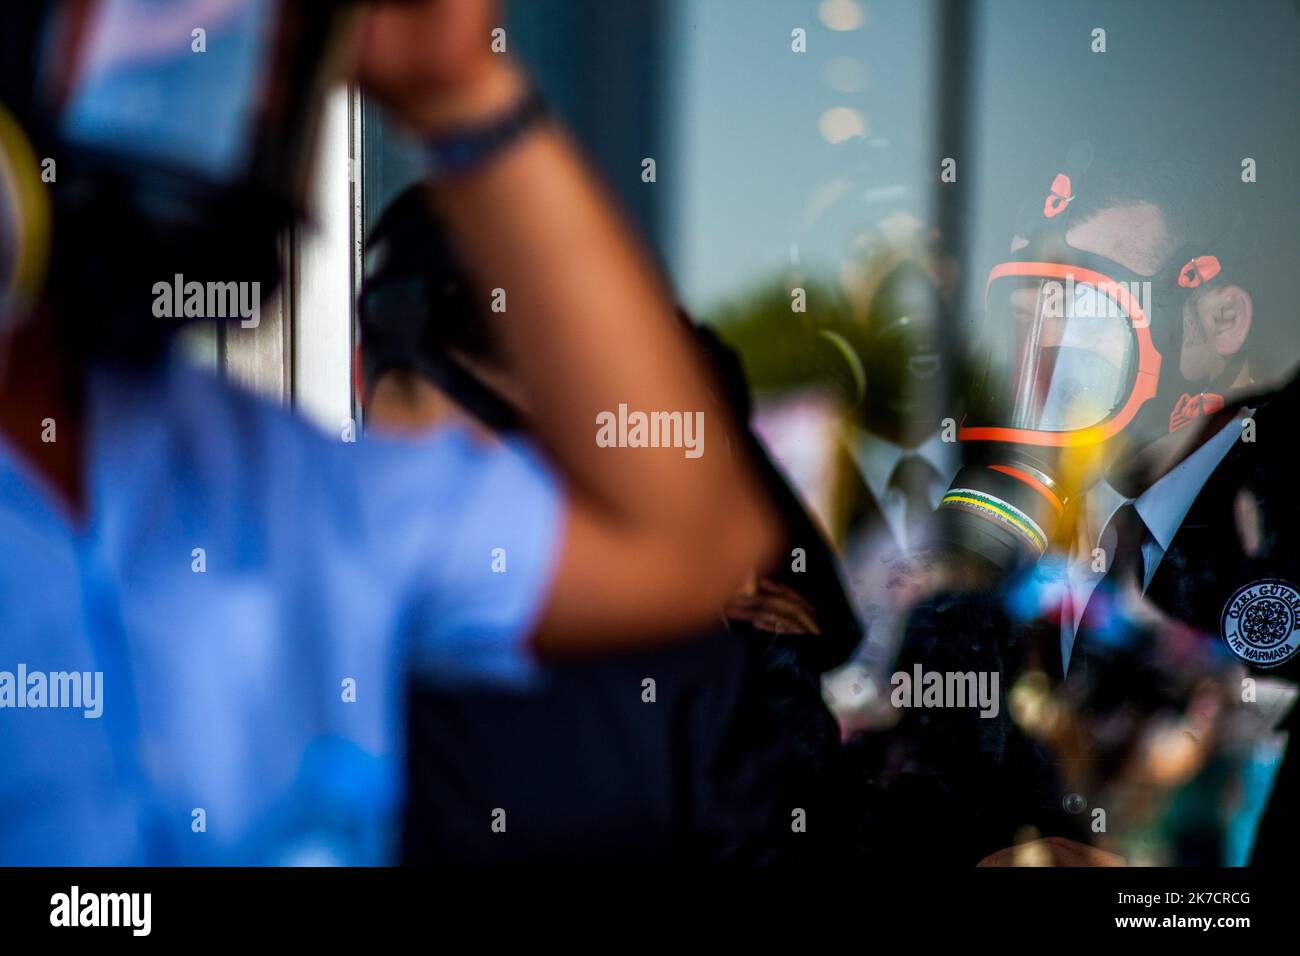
[402,628,813,865]
[401,328,862,865]
[1137,383,1300,866]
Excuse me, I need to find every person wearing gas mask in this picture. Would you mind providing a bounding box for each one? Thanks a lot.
[866,143,1299,866]
[0,0,779,865]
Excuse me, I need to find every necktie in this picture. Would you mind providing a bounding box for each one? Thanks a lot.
[1098,502,1147,597]
[889,453,938,553]
[1071,502,1148,682]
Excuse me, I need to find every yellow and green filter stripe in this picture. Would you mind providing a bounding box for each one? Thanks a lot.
[939,487,1048,556]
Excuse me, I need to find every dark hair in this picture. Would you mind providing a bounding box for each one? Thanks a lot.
[1065,143,1238,273]
[359,182,500,388]
[0,7,48,129]
[1061,143,1279,369]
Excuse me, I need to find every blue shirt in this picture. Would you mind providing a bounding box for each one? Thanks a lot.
[0,352,564,865]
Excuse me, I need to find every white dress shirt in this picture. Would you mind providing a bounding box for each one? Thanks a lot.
[847,427,958,553]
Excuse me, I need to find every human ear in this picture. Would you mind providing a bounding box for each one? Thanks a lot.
[1211,285,1253,358]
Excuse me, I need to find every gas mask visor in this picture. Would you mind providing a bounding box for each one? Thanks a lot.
[963,262,1162,446]
[24,0,359,357]
[46,0,358,213]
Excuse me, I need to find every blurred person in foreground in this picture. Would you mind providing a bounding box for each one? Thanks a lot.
[855,143,1299,866]
[0,0,779,864]
[360,184,862,863]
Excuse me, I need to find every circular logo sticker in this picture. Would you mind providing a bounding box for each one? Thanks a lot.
[1220,579,1300,669]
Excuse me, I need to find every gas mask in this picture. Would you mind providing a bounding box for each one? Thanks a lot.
[0,0,359,360]
[938,148,1251,573]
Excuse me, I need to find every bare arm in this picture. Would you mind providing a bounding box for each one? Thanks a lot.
[354,1,780,653]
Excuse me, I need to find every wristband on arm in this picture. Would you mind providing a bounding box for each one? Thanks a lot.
[422,87,549,179]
